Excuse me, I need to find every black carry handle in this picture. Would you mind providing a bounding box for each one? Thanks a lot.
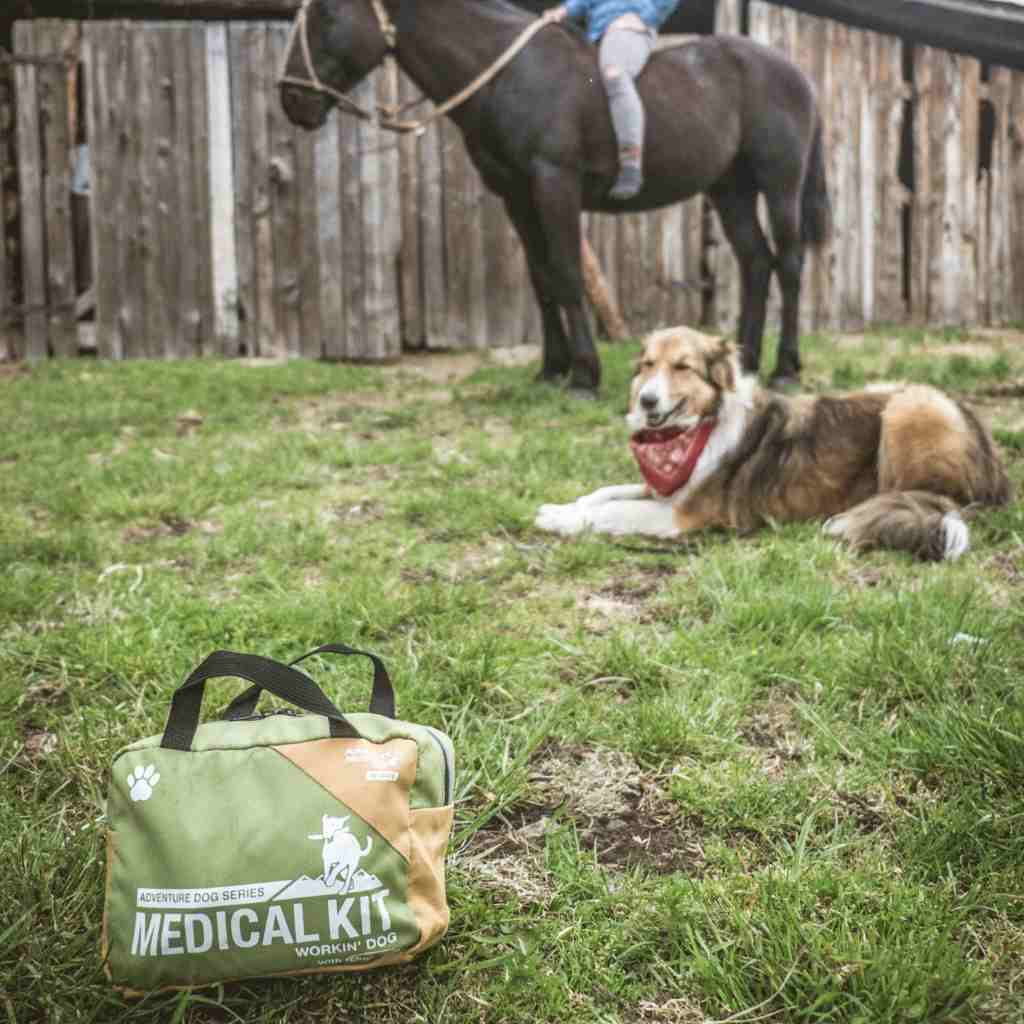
[161,649,365,751]
[221,643,396,723]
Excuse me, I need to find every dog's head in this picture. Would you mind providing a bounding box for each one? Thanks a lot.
[321,814,349,839]
[626,327,739,435]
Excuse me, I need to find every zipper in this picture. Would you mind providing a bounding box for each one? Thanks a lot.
[424,727,454,806]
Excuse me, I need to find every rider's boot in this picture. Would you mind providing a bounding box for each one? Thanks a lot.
[609,145,643,201]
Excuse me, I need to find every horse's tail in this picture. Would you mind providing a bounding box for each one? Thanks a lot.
[801,115,830,248]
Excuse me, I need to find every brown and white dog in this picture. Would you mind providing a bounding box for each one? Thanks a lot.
[535,326,1011,560]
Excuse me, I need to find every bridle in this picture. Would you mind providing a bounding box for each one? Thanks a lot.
[278,0,397,126]
[278,0,562,136]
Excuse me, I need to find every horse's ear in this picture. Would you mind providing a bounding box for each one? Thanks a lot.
[708,339,737,391]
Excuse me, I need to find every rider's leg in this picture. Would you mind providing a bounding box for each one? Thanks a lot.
[599,27,653,201]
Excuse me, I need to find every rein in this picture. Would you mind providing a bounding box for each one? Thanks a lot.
[278,0,563,136]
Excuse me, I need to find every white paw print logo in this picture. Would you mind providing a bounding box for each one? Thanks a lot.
[127,764,160,802]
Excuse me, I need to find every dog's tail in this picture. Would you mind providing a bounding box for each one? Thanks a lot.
[822,491,972,562]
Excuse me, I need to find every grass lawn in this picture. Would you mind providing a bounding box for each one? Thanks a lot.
[2,327,1024,1023]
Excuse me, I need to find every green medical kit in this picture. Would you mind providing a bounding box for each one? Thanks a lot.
[101,644,455,994]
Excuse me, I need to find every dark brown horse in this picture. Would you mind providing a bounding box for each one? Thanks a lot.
[280,0,829,395]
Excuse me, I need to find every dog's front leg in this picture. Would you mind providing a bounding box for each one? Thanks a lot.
[575,483,650,507]
[536,485,680,538]
[535,483,645,536]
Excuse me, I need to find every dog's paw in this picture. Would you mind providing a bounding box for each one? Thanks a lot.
[535,502,589,536]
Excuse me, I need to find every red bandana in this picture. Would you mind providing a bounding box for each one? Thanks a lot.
[629,419,718,497]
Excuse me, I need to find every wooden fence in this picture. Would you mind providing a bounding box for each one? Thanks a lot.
[720,0,1024,333]
[3,9,1023,362]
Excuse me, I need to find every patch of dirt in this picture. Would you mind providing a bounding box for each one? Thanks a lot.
[20,725,58,760]
[984,549,1024,586]
[22,680,68,706]
[740,693,809,778]
[575,566,678,633]
[381,345,540,385]
[122,516,222,542]
[830,790,892,836]
[318,500,385,527]
[473,743,705,877]
[626,995,706,1024]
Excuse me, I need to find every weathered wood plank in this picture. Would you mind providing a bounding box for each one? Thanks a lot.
[654,203,683,328]
[418,115,448,349]
[37,21,77,357]
[442,118,487,349]
[339,78,367,358]
[84,22,114,358]
[615,212,644,332]
[294,113,321,358]
[855,30,875,325]
[358,64,402,359]
[586,213,621,337]
[396,71,423,349]
[714,0,742,37]
[122,20,148,357]
[228,21,255,355]
[937,51,963,325]
[245,25,277,356]
[987,67,1010,324]
[293,92,322,357]
[872,31,907,324]
[960,59,980,325]
[710,0,742,338]
[847,26,865,328]
[911,47,933,322]
[205,22,240,351]
[171,25,202,356]
[267,23,302,358]
[1009,71,1024,322]
[188,21,215,354]
[314,112,343,359]
[824,22,861,329]
[483,188,527,347]
[793,8,830,332]
[0,59,10,359]
[686,199,706,328]
[132,26,159,357]
[14,23,48,359]
[141,26,178,356]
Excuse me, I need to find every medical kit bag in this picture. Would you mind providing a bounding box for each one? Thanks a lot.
[101,644,455,994]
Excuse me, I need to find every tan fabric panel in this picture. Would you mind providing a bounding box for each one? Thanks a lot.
[272,738,418,860]
[405,805,454,956]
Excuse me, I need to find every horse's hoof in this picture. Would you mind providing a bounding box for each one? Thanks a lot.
[535,369,568,385]
[567,386,599,401]
[768,375,801,394]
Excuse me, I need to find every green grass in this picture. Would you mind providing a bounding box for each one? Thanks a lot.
[2,327,1024,1023]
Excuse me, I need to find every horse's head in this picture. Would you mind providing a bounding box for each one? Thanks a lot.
[279,0,393,130]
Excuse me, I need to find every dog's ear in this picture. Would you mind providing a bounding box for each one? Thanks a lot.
[707,340,737,391]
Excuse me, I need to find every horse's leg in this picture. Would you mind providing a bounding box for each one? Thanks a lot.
[529,164,601,395]
[709,186,774,377]
[502,195,571,382]
[764,191,804,387]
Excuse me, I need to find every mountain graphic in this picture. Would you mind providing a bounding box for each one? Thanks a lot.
[271,869,383,902]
